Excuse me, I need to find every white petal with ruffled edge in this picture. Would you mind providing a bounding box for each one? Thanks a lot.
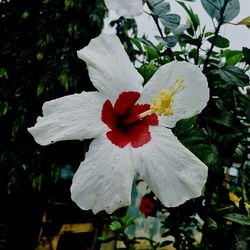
[139,61,209,127]
[28,91,106,145]
[104,0,143,18]
[77,34,143,102]
[132,126,208,207]
[71,135,135,214]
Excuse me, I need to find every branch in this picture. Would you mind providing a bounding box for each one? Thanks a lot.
[203,0,229,72]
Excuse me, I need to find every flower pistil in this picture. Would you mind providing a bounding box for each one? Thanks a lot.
[139,78,186,119]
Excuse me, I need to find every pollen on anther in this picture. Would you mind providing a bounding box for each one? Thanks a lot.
[150,79,185,116]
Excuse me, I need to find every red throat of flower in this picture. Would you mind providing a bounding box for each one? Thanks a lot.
[101,91,158,148]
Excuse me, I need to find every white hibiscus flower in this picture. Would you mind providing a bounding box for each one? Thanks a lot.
[104,0,143,18]
[28,34,209,214]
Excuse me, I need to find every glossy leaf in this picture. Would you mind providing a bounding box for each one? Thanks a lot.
[222,50,243,66]
[224,213,250,226]
[156,35,178,48]
[213,66,249,86]
[148,0,171,17]
[207,35,230,48]
[201,0,240,23]
[160,14,181,29]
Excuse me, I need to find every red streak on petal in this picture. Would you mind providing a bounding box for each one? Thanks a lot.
[128,123,151,148]
[106,129,130,148]
[101,100,117,129]
[114,91,140,116]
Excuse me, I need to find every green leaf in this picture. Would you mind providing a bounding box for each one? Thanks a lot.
[207,217,218,230]
[177,127,220,167]
[149,0,171,17]
[131,38,144,53]
[178,34,200,46]
[155,35,177,48]
[0,68,8,79]
[201,0,240,23]
[213,66,249,86]
[137,38,157,50]
[177,1,199,31]
[97,236,116,243]
[21,10,29,19]
[224,213,250,226]
[145,45,159,59]
[0,101,9,117]
[172,24,190,35]
[242,47,250,64]
[207,112,235,128]
[138,62,158,83]
[160,14,181,30]
[36,82,44,96]
[222,50,243,66]
[207,35,230,48]
[160,240,173,247]
[121,215,136,226]
[233,143,247,163]
[109,221,122,231]
[176,116,197,132]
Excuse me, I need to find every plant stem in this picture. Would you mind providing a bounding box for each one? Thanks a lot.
[195,35,203,65]
[203,0,229,72]
[146,1,174,61]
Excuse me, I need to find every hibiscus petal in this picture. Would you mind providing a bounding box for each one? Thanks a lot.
[106,128,130,148]
[114,91,140,117]
[28,91,106,145]
[139,61,209,127]
[132,126,208,207]
[77,34,143,101]
[128,124,151,148]
[101,100,117,130]
[104,0,143,18]
[71,135,135,214]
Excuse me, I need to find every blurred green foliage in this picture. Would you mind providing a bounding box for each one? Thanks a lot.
[107,0,250,249]
[0,0,106,249]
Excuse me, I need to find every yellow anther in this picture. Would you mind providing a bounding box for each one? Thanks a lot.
[150,79,185,117]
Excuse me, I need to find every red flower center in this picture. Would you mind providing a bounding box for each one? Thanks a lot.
[101,91,158,148]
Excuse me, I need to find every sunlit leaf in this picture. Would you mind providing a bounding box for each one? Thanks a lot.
[229,192,241,207]
[236,16,250,26]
